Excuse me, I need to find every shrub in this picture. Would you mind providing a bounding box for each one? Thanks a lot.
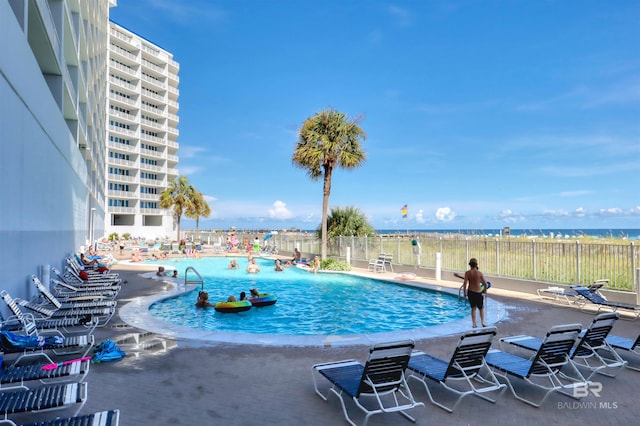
[320,258,351,271]
[107,233,119,241]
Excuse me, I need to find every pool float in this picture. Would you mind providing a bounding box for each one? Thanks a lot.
[395,273,417,281]
[249,293,277,307]
[214,300,252,313]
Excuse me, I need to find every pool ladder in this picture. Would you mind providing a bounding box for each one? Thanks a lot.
[184,266,204,290]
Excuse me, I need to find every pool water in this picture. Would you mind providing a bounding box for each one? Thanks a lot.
[148,257,467,336]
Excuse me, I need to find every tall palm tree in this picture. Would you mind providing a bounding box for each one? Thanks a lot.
[292,108,366,259]
[185,190,211,241]
[159,176,193,242]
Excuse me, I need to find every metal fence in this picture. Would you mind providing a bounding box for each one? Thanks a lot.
[186,231,638,292]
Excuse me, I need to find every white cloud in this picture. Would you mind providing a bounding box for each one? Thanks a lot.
[575,207,586,217]
[435,207,456,222]
[268,200,293,220]
[543,209,570,217]
[415,209,425,223]
[500,209,525,223]
[598,207,623,216]
[630,206,640,215]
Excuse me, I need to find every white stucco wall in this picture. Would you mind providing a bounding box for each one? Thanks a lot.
[0,2,103,307]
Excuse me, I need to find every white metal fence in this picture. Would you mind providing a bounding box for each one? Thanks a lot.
[186,231,638,292]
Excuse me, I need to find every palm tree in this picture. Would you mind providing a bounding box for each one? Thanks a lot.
[321,206,375,239]
[292,108,366,259]
[185,190,211,241]
[159,176,193,242]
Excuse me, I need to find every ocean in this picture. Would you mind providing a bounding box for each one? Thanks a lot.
[374,228,640,240]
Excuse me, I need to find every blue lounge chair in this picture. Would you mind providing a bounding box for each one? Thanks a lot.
[606,332,640,371]
[407,327,506,412]
[485,323,588,407]
[18,409,120,426]
[570,285,640,319]
[0,382,87,422]
[499,313,627,380]
[312,339,424,426]
[0,358,90,390]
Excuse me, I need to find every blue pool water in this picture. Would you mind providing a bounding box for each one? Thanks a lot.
[148,257,467,336]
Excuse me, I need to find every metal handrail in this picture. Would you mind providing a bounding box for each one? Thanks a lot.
[184,266,203,289]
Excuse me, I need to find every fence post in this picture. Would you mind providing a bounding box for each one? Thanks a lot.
[364,235,368,261]
[435,252,442,281]
[397,236,401,265]
[346,246,351,265]
[532,240,537,280]
[465,238,469,264]
[495,238,499,276]
[576,241,580,284]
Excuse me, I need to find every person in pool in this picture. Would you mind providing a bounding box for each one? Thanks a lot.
[228,259,239,270]
[246,258,260,273]
[239,291,249,301]
[250,288,260,298]
[195,291,214,308]
[274,259,284,272]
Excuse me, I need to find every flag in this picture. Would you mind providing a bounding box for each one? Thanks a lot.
[401,204,408,219]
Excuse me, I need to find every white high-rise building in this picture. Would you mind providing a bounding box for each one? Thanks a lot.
[106,23,180,240]
[1,0,114,299]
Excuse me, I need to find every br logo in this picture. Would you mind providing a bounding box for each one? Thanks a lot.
[572,382,603,398]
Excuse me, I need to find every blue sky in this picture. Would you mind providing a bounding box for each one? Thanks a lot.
[110,0,640,231]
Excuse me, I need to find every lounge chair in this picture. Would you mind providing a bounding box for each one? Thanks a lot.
[536,286,580,305]
[31,276,117,310]
[0,357,90,390]
[367,254,386,273]
[15,298,115,328]
[50,278,119,300]
[1,290,99,336]
[485,323,588,407]
[407,327,506,412]
[0,328,93,367]
[570,285,640,319]
[0,382,87,422]
[31,275,117,310]
[499,313,627,380]
[606,332,640,371]
[52,267,121,293]
[312,339,424,426]
[15,409,120,426]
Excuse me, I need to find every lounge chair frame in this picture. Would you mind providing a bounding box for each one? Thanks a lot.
[407,327,506,412]
[31,276,116,310]
[570,285,640,320]
[499,313,627,380]
[485,323,589,407]
[606,333,640,371]
[312,340,424,426]
[0,382,87,423]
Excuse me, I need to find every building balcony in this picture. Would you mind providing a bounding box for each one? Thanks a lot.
[139,193,161,201]
[140,133,165,144]
[141,89,165,102]
[109,125,137,138]
[109,76,138,91]
[108,141,137,153]
[109,109,137,122]
[140,163,163,172]
[141,74,166,89]
[108,206,136,214]
[110,61,138,77]
[167,140,179,150]
[167,127,179,136]
[109,93,137,107]
[141,119,165,131]
[141,104,163,117]
[109,174,137,184]
[140,177,167,187]
[140,148,163,159]
[108,190,138,199]
[109,43,138,61]
[110,27,133,43]
[108,157,137,168]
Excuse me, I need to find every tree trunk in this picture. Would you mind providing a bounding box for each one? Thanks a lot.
[321,167,333,260]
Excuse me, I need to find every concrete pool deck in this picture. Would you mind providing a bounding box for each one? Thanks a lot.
[17,261,640,425]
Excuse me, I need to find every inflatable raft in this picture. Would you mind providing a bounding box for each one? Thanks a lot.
[214,300,252,313]
[249,293,277,307]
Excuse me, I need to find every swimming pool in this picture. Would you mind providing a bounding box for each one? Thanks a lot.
[146,257,469,336]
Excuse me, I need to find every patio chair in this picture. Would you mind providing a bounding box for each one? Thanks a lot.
[1,290,99,336]
[50,278,119,300]
[312,339,424,426]
[0,328,94,366]
[0,357,90,390]
[499,312,627,380]
[0,382,87,421]
[31,276,117,311]
[570,285,640,319]
[64,262,121,286]
[383,254,394,272]
[15,409,120,426]
[606,332,640,372]
[367,254,386,273]
[485,323,588,407]
[52,268,121,293]
[536,286,580,305]
[407,327,506,412]
[15,298,115,327]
